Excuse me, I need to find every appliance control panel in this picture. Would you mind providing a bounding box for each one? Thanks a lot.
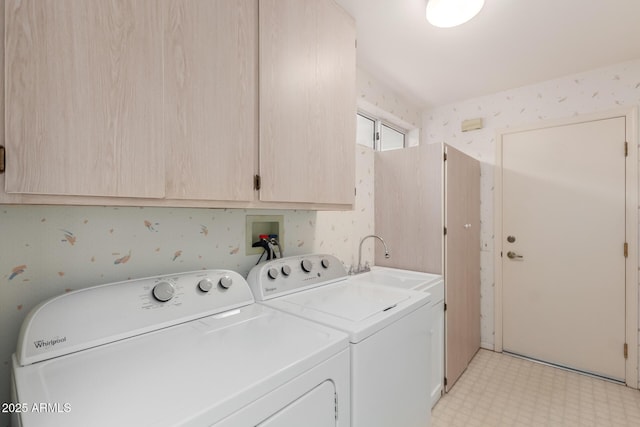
[247,254,347,300]
[16,270,254,366]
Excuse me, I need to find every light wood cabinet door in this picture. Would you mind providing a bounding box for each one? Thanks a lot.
[465,152,481,367]
[5,0,164,198]
[374,144,443,274]
[164,0,257,201]
[444,144,480,391]
[259,0,356,205]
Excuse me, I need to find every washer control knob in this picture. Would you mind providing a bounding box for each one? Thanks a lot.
[219,275,233,289]
[267,267,279,280]
[301,259,313,273]
[281,265,292,276]
[197,278,214,292]
[321,258,330,269]
[153,281,175,302]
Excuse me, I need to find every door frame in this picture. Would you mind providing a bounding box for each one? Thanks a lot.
[494,107,638,388]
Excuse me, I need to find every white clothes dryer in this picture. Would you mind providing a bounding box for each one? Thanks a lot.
[11,269,350,427]
[247,254,432,427]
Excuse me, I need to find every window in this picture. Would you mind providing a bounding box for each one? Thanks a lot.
[356,113,376,149]
[356,112,406,151]
[380,123,405,151]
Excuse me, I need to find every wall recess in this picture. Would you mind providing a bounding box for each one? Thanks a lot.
[245,215,284,256]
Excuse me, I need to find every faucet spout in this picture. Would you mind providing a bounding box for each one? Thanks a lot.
[355,235,390,274]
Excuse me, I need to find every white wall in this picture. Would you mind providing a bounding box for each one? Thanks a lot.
[423,58,640,373]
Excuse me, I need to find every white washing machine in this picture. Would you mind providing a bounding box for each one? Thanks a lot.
[11,269,350,427]
[350,267,445,408]
[247,254,432,427]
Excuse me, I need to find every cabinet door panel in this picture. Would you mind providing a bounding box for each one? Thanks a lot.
[164,0,257,201]
[444,144,480,391]
[444,146,469,391]
[465,155,481,363]
[374,144,443,273]
[259,0,355,205]
[5,0,164,198]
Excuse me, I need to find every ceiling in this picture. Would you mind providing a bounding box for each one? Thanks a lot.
[334,0,640,109]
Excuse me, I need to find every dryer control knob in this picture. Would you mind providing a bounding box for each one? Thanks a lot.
[267,267,279,280]
[321,258,330,269]
[281,265,292,276]
[219,275,233,289]
[153,281,175,302]
[197,278,214,292]
[301,259,313,273]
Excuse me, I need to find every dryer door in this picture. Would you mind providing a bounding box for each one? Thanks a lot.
[258,381,336,427]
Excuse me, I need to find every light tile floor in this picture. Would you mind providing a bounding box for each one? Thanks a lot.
[432,349,640,427]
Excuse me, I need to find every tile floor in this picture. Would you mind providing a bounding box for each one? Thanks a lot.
[432,349,640,427]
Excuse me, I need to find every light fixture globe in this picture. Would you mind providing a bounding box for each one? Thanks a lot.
[426,0,485,28]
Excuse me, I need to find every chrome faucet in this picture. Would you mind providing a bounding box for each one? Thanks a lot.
[353,235,390,274]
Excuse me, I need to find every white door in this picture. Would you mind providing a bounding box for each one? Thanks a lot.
[501,117,627,381]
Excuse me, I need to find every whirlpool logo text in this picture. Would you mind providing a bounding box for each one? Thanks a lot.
[33,336,67,349]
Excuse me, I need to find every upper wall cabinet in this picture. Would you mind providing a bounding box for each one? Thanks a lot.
[2,0,355,209]
[259,0,356,205]
[5,0,165,198]
[164,0,257,202]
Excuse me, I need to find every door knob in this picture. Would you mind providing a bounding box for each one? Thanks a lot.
[507,251,523,260]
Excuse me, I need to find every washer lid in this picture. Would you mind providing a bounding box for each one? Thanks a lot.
[362,267,443,291]
[266,281,431,343]
[350,267,444,302]
[12,304,348,427]
[281,281,410,322]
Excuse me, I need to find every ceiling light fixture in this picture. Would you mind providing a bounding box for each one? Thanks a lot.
[426,0,485,28]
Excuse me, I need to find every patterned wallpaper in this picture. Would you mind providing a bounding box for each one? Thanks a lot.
[423,58,640,371]
[0,146,374,425]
